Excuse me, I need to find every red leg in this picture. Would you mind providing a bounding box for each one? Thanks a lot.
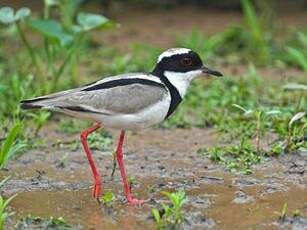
[116,130,145,205]
[80,123,102,200]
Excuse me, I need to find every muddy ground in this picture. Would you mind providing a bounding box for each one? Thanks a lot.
[1,126,307,229]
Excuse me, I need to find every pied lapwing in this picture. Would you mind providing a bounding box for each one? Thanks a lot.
[21,48,223,205]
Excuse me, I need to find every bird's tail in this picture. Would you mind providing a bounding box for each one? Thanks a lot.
[20,93,58,110]
[20,97,47,110]
[20,102,43,109]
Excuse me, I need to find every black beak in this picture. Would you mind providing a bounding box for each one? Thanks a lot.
[201,66,223,77]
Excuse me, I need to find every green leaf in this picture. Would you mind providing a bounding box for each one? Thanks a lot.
[70,24,83,34]
[77,12,115,31]
[151,208,161,222]
[232,104,248,113]
[15,7,31,21]
[0,123,22,167]
[99,191,114,205]
[265,110,281,116]
[0,7,15,24]
[298,32,307,48]
[28,19,74,46]
[0,176,10,188]
[3,194,17,210]
[44,0,59,7]
[289,112,306,128]
[286,47,307,71]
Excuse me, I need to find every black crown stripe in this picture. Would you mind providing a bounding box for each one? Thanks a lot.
[82,78,165,91]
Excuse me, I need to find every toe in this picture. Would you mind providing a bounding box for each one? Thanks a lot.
[128,198,145,205]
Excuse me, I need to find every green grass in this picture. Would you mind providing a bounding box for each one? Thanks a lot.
[198,140,262,174]
[0,122,26,169]
[0,194,17,229]
[0,177,16,229]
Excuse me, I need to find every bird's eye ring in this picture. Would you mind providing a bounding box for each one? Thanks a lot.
[180,57,192,66]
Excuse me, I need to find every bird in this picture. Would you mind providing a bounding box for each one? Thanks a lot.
[20,48,223,205]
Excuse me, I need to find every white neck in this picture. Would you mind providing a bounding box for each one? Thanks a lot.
[164,70,202,98]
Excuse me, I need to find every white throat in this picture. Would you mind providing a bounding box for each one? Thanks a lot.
[164,70,202,98]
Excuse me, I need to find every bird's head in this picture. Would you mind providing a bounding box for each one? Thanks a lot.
[152,48,223,80]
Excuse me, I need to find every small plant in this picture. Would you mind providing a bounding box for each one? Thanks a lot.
[62,129,112,151]
[128,176,137,192]
[27,111,51,135]
[99,191,115,207]
[15,215,73,230]
[151,191,187,229]
[275,203,303,223]
[0,193,17,229]
[0,122,26,169]
[198,140,262,174]
[0,3,117,92]
[285,47,307,71]
[292,209,301,217]
[285,112,306,152]
[0,176,10,188]
[275,202,288,221]
[283,32,307,71]
[232,104,281,152]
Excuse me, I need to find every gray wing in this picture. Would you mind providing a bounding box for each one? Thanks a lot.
[28,83,169,115]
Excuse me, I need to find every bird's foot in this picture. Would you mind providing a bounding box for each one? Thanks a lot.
[127,197,145,205]
[92,181,102,199]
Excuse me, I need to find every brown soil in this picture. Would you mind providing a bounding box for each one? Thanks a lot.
[1,126,307,229]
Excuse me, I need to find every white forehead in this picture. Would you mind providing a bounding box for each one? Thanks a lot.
[157,48,191,63]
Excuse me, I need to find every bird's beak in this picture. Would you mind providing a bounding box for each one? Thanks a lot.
[201,66,223,77]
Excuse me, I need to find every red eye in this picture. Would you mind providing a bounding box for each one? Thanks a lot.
[180,57,192,66]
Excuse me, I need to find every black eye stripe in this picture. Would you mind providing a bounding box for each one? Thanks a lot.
[156,51,203,73]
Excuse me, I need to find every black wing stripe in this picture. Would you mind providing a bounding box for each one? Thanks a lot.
[20,96,51,103]
[58,106,110,115]
[82,78,165,91]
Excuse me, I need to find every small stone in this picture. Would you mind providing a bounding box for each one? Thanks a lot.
[233,191,255,204]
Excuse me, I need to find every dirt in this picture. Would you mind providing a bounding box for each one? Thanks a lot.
[1,126,307,229]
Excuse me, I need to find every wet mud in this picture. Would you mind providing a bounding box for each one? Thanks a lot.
[1,127,307,229]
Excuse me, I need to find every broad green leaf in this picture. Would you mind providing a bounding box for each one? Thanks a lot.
[71,24,83,34]
[77,12,114,31]
[0,7,15,24]
[28,19,73,46]
[15,7,31,21]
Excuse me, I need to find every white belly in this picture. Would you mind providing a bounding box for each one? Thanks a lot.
[60,95,171,130]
